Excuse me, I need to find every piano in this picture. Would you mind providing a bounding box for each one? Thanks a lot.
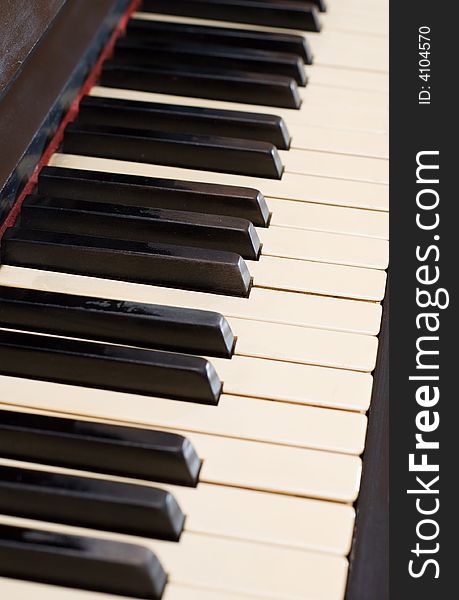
[0,1,388,598]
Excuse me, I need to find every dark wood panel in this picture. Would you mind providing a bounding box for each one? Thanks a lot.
[346,281,389,599]
[0,0,67,98]
[0,0,131,223]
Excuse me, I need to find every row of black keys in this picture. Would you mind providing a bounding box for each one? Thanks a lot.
[3,166,267,298]
[0,409,200,598]
[100,12,314,109]
[141,0,326,30]
[66,96,287,178]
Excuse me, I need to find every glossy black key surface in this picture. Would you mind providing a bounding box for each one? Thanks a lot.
[63,122,284,179]
[114,38,307,86]
[0,285,235,357]
[38,166,271,226]
[126,18,313,63]
[0,524,167,598]
[141,0,321,32]
[0,410,201,486]
[0,466,185,541]
[257,0,326,14]
[0,284,235,358]
[79,95,291,150]
[101,61,302,109]
[20,196,261,260]
[0,329,222,404]
[2,227,252,297]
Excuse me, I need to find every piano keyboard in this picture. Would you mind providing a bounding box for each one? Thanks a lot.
[0,0,388,598]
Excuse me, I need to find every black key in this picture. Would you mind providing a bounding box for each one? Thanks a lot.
[114,38,307,86]
[0,285,235,358]
[38,166,271,226]
[63,122,284,179]
[141,0,321,31]
[101,61,302,109]
[20,196,261,261]
[0,329,222,404]
[0,410,201,486]
[2,227,252,297]
[0,524,167,598]
[79,95,291,150]
[126,18,313,64]
[0,465,184,541]
[257,0,326,14]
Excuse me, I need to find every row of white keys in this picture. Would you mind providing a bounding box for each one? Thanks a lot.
[132,12,388,74]
[0,515,349,600]
[0,399,362,501]
[50,153,389,212]
[0,454,355,554]
[0,260,384,336]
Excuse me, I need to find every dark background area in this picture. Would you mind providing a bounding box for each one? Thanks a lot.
[390,0,455,596]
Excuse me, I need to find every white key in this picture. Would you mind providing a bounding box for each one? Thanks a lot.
[249,257,387,301]
[91,86,388,133]
[0,265,384,335]
[268,199,389,239]
[258,225,389,269]
[0,579,121,600]
[309,65,388,93]
[166,482,355,554]
[280,147,389,184]
[290,124,389,159]
[299,85,387,112]
[0,579,259,600]
[306,65,389,94]
[307,31,388,72]
[217,354,376,400]
[50,154,389,211]
[321,10,388,37]
[0,402,362,500]
[0,517,350,600]
[133,12,388,72]
[3,386,367,453]
[0,457,355,554]
[224,322,378,371]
